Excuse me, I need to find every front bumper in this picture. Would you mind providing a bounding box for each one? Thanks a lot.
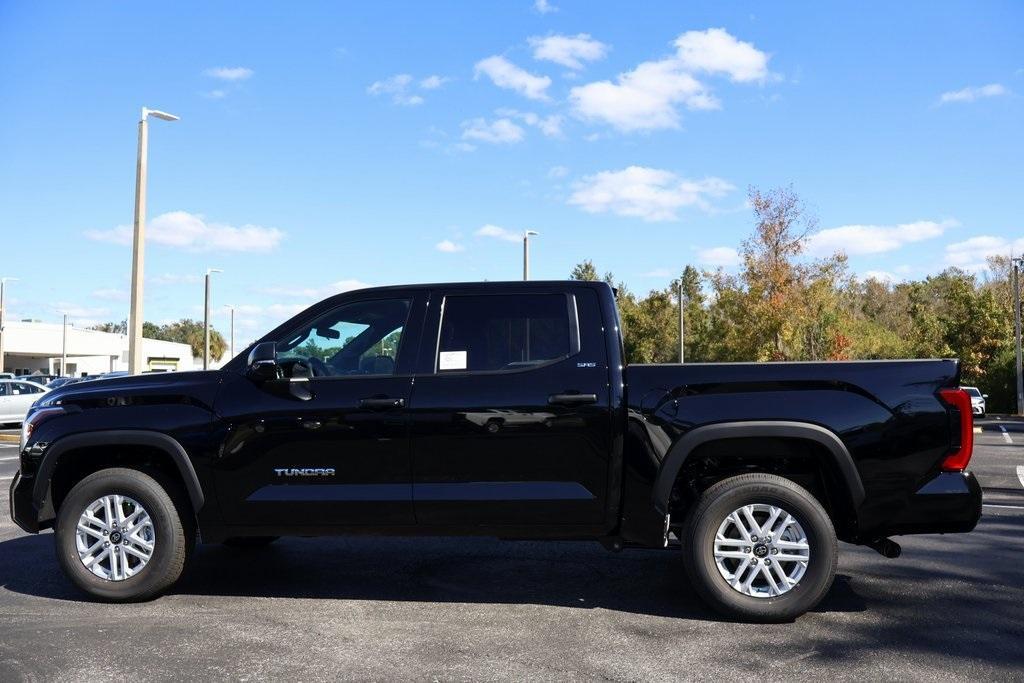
[971,403,985,415]
[882,471,983,536]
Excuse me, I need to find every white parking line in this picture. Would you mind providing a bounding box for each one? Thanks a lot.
[1000,425,1013,444]
[0,475,13,482]
[0,456,18,462]
[1017,465,1024,489]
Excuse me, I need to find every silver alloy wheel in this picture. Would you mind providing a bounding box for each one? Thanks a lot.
[713,503,810,598]
[75,495,156,581]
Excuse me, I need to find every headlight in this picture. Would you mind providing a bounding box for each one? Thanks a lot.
[21,406,66,451]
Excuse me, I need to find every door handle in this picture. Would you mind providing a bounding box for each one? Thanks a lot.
[548,393,598,406]
[359,396,405,410]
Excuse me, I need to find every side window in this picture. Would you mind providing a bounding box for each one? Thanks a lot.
[0,383,8,396]
[437,293,573,373]
[276,298,411,378]
[11,382,33,395]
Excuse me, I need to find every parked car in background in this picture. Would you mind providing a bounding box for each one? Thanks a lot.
[0,372,14,380]
[17,373,59,385]
[0,379,48,425]
[962,386,986,417]
[45,377,91,390]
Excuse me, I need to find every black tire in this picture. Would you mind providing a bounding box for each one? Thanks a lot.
[681,473,838,623]
[222,536,279,548]
[55,467,195,602]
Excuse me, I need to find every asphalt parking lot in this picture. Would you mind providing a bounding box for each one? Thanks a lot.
[1,424,1022,681]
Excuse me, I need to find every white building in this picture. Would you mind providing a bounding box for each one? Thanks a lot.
[0,321,195,376]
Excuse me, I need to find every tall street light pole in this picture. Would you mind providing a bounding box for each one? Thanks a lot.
[204,269,222,370]
[61,313,68,377]
[1013,257,1023,416]
[224,305,235,359]
[678,280,685,363]
[128,107,179,376]
[0,277,18,375]
[523,230,539,280]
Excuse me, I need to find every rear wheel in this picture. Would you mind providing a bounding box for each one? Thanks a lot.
[55,468,194,601]
[681,473,837,622]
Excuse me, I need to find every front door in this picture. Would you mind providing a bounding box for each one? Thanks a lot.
[409,287,613,528]
[212,293,424,527]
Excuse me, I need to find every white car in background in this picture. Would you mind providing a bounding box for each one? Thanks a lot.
[961,386,987,417]
[0,379,49,425]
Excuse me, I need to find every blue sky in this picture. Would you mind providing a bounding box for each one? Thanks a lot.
[1,1,1021,346]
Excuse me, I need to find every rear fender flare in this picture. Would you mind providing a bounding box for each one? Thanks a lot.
[33,430,205,513]
[652,420,865,516]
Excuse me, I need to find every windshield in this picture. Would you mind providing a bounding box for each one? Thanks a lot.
[963,387,982,397]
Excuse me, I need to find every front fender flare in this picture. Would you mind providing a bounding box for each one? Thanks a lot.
[33,430,205,513]
[651,420,865,516]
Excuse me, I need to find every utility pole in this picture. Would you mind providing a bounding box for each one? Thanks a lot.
[61,313,68,377]
[523,230,539,280]
[0,277,17,374]
[128,107,179,375]
[203,268,222,370]
[678,280,685,363]
[1013,257,1023,416]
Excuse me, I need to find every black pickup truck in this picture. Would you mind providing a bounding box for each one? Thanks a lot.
[10,280,981,621]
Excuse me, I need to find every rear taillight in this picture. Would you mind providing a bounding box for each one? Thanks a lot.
[938,388,974,472]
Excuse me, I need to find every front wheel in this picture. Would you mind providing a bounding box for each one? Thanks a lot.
[55,467,195,602]
[681,473,838,622]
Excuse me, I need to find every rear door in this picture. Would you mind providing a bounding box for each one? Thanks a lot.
[409,285,613,528]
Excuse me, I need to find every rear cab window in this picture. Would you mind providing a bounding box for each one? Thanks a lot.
[434,292,582,374]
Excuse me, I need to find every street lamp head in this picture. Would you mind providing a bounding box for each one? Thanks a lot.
[525,230,539,238]
[0,277,19,284]
[206,268,223,276]
[144,108,180,122]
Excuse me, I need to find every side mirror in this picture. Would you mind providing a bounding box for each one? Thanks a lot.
[246,342,280,382]
[982,394,989,399]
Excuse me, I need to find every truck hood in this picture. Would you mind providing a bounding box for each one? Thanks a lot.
[37,370,225,410]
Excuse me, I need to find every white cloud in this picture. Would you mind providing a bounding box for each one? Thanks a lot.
[474,55,552,101]
[569,28,770,132]
[367,74,424,105]
[91,288,127,301]
[85,211,285,253]
[673,28,771,83]
[258,280,370,299]
[495,108,564,137]
[862,270,899,284]
[807,220,956,257]
[534,0,557,14]
[435,239,465,253]
[944,235,1024,271]
[203,89,227,99]
[419,75,450,90]
[529,33,608,70]
[461,117,526,144]
[570,59,718,132]
[697,246,741,266]
[547,165,569,179]
[568,166,734,222]
[938,83,1008,104]
[476,224,524,242]
[52,302,110,328]
[203,67,253,81]
[150,273,202,286]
